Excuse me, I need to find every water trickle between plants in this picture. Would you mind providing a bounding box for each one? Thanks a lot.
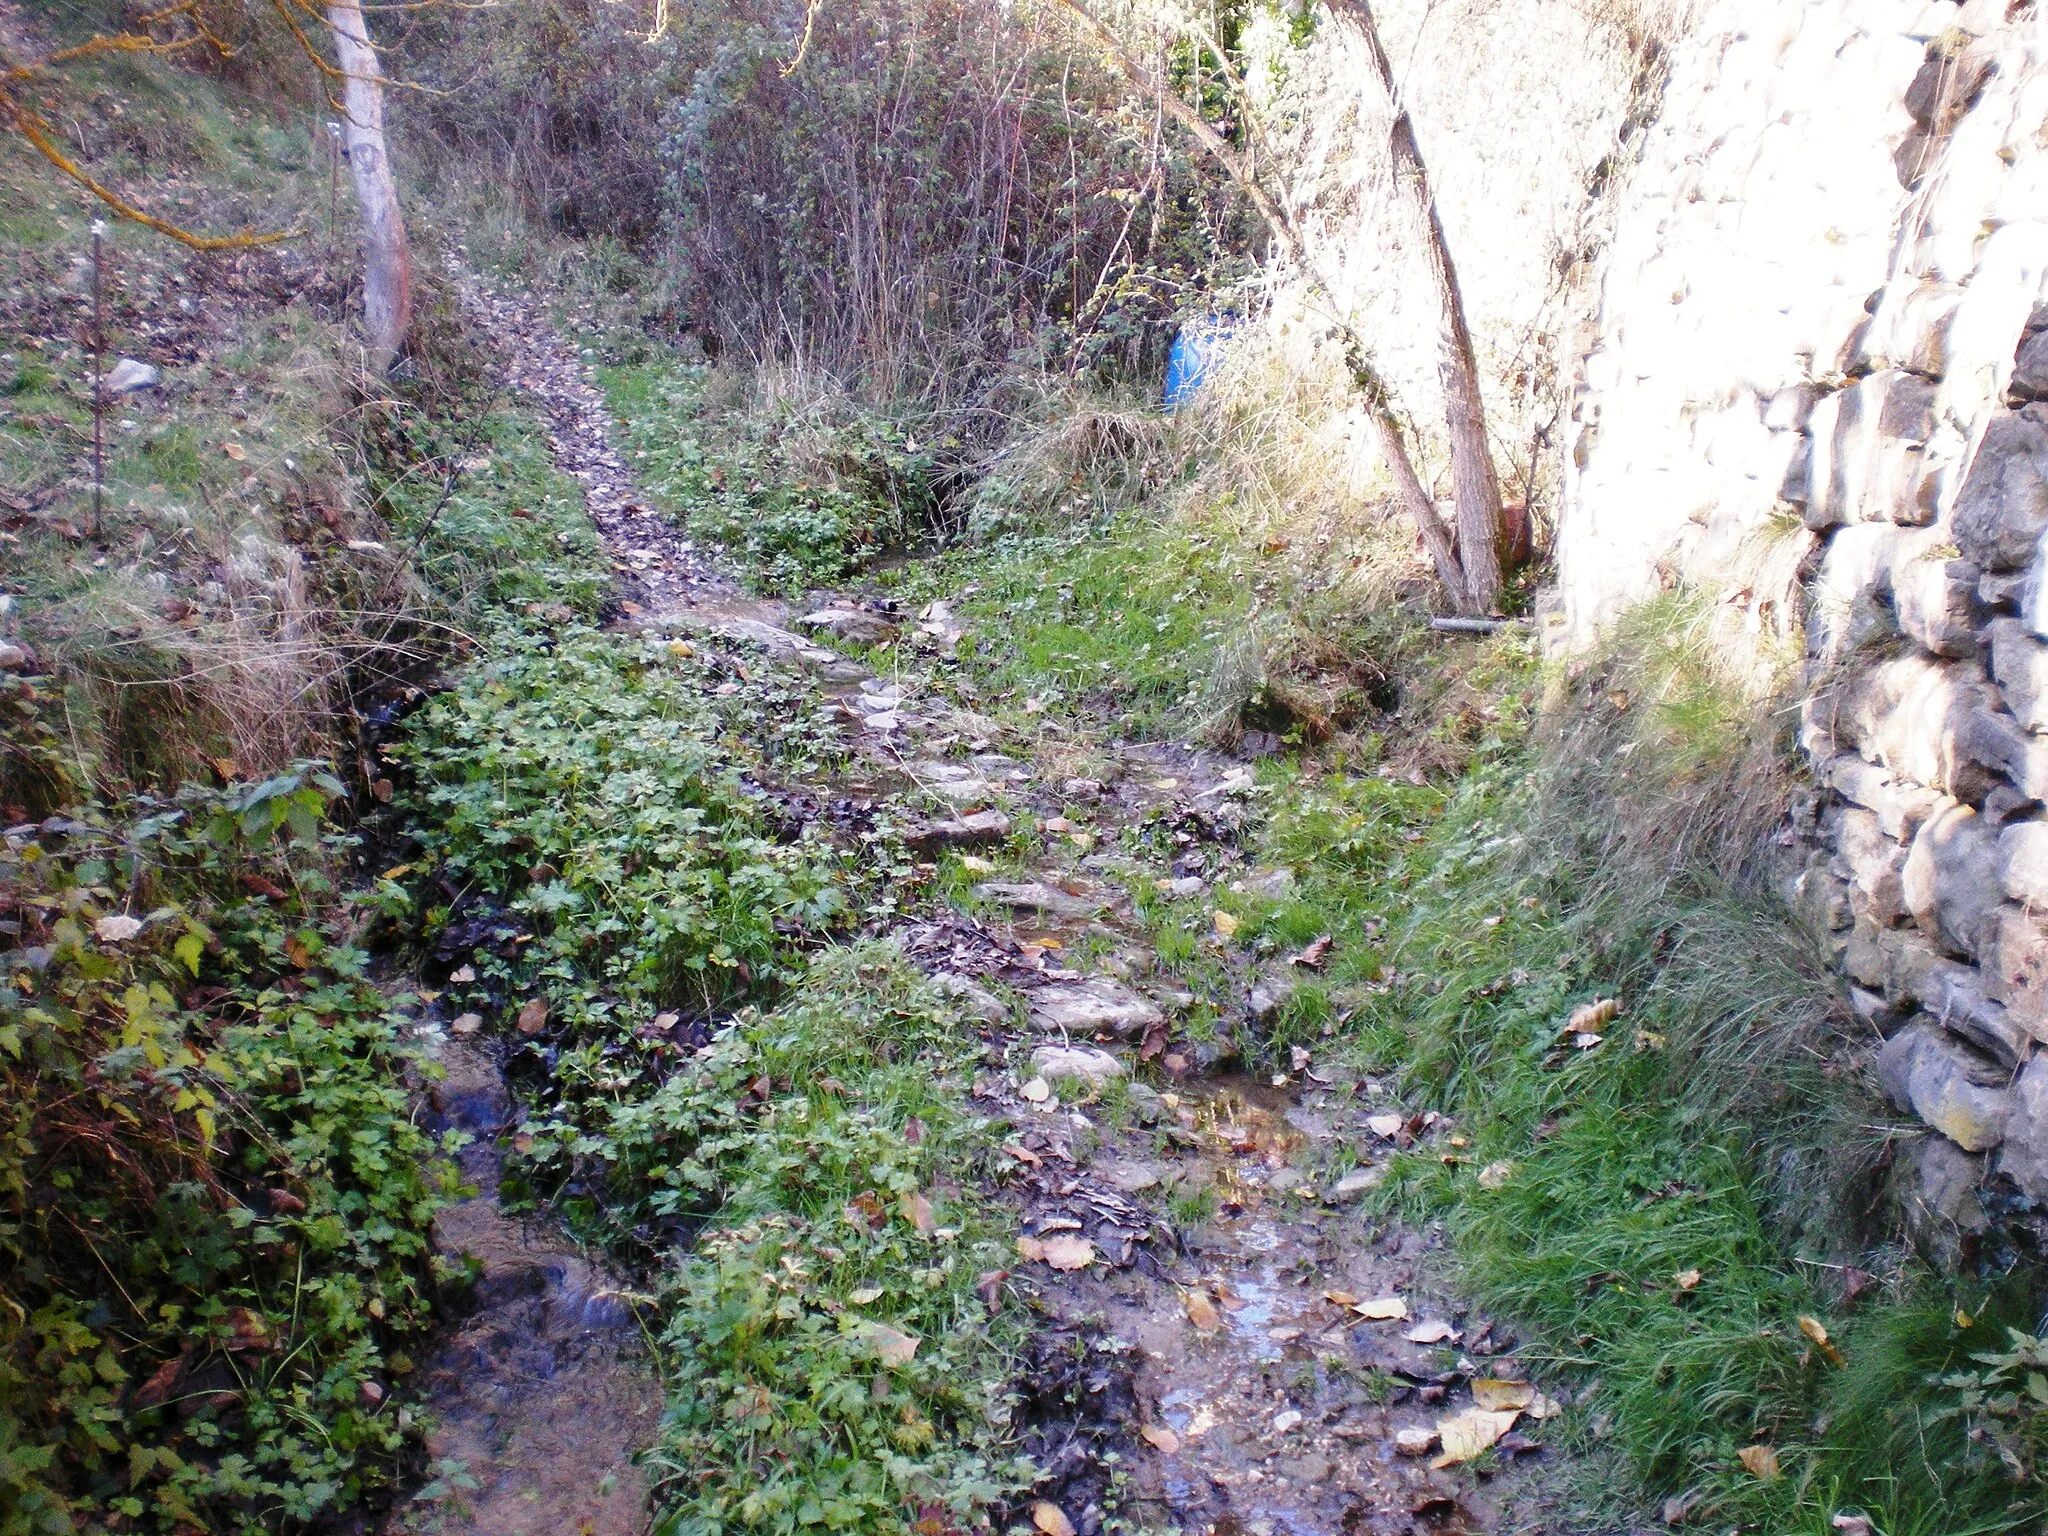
[375,269,1580,1536]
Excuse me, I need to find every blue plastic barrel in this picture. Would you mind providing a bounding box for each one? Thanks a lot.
[1163,321,1233,410]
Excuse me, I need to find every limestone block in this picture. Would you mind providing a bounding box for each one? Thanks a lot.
[1824,652,1997,800]
[1990,617,2048,731]
[1790,849,1852,937]
[1875,1021,2015,1151]
[2010,329,2048,402]
[1996,1051,2048,1201]
[1985,904,2048,1044]
[1842,925,1889,990]
[1879,928,1956,1012]
[1924,961,2035,1069]
[1823,753,1944,842]
[2000,817,2048,906]
[1958,703,2048,801]
[1804,371,1940,528]
[1986,783,2038,828]
[1808,523,1910,659]
[1838,807,1911,926]
[1890,1131,1988,1271]
[1763,384,1819,433]
[1857,280,1965,377]
[1937,223,2048,425]
[1982,567,2031,613]
[1952,406,2048,570]
[1903,801,2003,959]
[1892,551,1982,658]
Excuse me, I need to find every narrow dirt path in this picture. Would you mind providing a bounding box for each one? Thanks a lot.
[405,263,1583,1536]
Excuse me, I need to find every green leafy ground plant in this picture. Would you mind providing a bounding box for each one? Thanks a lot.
[0,702,456,1533]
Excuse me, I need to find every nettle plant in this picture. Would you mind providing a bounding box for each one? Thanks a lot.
[0,723,454,1534]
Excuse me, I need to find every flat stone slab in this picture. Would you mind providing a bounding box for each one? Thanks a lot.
[929,970,1008,1025]
[906,809,1012,853]
[798,607,899,644]
[1030,1043,1125,1087]
[1094,1157,1163,1193]
[1029,977,1163,1037]
[975,880,1104,921]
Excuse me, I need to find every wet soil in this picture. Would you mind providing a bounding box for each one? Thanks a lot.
[384,1041,661,1536]
[397,263,1586,1536]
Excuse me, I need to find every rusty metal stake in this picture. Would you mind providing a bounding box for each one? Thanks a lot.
[89,218,106,541]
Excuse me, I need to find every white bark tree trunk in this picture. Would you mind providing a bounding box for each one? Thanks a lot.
[1328,0,1504,614]
[325,0,411,378]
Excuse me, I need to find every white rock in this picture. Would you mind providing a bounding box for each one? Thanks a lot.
[930,971,1008,1025]
[1330,1165,1388,1199]
[1029,978,1163,1037]
[101,358,159,393]
[1030,1044,1124,1087]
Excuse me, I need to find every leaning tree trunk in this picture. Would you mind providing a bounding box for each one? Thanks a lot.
[325,0,410,378]
[1330,0,1503,614]
[1051,0,1482,611]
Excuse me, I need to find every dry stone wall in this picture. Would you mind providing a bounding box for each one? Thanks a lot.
[1557,0,2048,1264]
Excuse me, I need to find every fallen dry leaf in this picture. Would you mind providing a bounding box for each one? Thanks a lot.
[1737,1443,1781,1481]
[450,1012,482,1035]
[957,854,995,873]
[1567,997,1619,1032]
[1475,1159,1514,1189]
[1404,1319,1459,1344]
[515,999,548,1035]
[1524,1391,1564,1420]
[221,441,246,461]
[1020,1076,1052,1103]
[1267,1325,1304,1343]
[1031,1502,1075,1536]
[1472,1379,1536,1412]
[1322,1289,1360,1307]
[1799,1314,1845,1367]
[1039,1234,1096,1271]
[94,914,144,943]
[1432,1407,1521,1467]
[1212,910,1240,939]
[864,1322,919,1367]
[1288,934,1335,969]
[1140,1424,1181,1454]
[900,1191,935,1232]
[1366,1113,1405,1138]
[849,1285,884,1305]
[1015,1236,1046,1262]
[1673,1268,1703,1292]
[974,1269,1008,1307]
[1352,1296,1409,1320]
[1184,1290,1222,1331]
